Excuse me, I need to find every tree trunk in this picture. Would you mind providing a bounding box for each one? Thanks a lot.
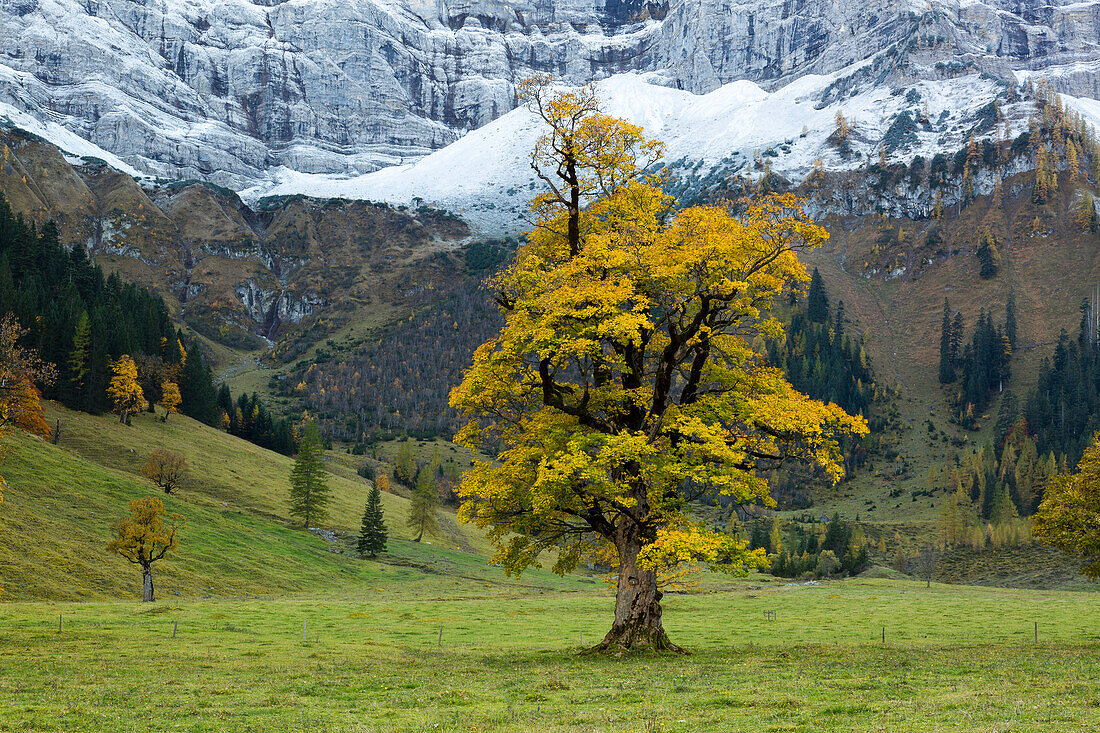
[590,532,685,654]
[142,564,154,602]
[119,410,128,425]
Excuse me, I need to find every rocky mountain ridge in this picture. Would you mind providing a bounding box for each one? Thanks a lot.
[4,0,1100,193]
[0,124,469,351]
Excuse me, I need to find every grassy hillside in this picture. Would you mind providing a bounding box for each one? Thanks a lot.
[800,173,1100,522]
[43,402,485,551]
[0,405,526,601]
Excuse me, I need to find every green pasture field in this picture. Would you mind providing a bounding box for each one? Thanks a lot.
[1,576,1097,732]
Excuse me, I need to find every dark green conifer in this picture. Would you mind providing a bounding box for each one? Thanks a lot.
[289,421,330,528]
[806,267,829,323]
[358,482,388,557]
[179,341,218,426]
[939,299,955,383]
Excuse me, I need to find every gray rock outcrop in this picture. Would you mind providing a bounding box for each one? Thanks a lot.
[2,0,1100,186]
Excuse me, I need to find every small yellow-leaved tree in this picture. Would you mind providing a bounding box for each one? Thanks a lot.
[141,448,187,494]
[106,496,183,602]
[1033,433,1100,578]
[107,355,145,424]
[450,76,867,653]
[158,381,182,421]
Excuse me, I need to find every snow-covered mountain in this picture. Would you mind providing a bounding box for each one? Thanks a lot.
[3,0,1100,190]
[246,67,1028,231]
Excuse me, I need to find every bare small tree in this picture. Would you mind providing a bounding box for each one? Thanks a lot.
[914,545,939,588]
[141,449,187,494]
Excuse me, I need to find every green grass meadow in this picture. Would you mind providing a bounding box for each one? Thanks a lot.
[2,406,1099,731]
[1,577,1098,732]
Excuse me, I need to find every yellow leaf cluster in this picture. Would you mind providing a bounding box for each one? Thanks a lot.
[1033,433,1100,578]
[450,77,867,581]
[107,355,146,418]
[106,497,183,566]
[158,381,182,417]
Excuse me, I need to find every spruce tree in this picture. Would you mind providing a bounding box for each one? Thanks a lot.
[939,299,955,383]
[950,311,964,362]
[407,465,439,542]
[749,520,767,551]
[216,383,234,426]
[806,267,829,323]
[822,513,850,555]
[69,310,91,401]
[1005,291,1017,351]
[357,482,388,557]
[289,421,330,528]
[179,341,218,426]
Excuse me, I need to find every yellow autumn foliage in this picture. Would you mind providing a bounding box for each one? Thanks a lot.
[1033,433,1100,578]
[107,355,146,422]
[158,381,182,419]
[106,496,183,566]
[450,77,867,588]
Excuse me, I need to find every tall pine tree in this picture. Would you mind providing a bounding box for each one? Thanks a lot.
[179,341,218,426]
[289,421,330,528]
[806,267,829,323]
[951,312,964,363]
[357,482,388,557]
[939,298,955,383]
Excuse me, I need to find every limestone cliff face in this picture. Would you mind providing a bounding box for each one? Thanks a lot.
[3,0,1100,186]
[0,125,469,348]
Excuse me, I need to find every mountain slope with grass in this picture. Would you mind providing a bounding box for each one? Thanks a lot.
[5,68,1100,594]
[0,403,509,601]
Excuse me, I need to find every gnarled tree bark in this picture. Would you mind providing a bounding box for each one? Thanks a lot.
[142,563,154,602]
[588,521,686,654]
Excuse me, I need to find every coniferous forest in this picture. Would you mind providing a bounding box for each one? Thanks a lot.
[1025,320,1100,468]
[938,296,1014,428]
[0,196,176,414]
[0,194,295,454]
[296,281,502,444]
[764,270,878,507]
[769,268,875,420]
